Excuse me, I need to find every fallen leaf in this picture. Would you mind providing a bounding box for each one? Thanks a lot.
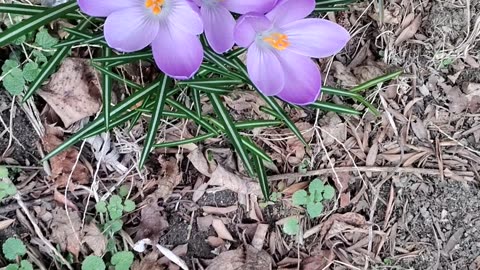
[320,113,346,146]
[134,202,169,243]
[155,157,182,199]
[197,215,213,232]
[251,224,269,250]
[83,222,108,256]
[0,219,15,231]
[206,245,274,270]
[395,15,422,45]
[302,249,335,270]
[38,58,101,127]
[188,148,215,177]
[50,208,82,258]
[158,244,188,266]
[42,128,90,188]
[212,218,234,241]
[207,165,262,199]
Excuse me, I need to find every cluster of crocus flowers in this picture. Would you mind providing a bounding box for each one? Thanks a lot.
[77,0,350,105]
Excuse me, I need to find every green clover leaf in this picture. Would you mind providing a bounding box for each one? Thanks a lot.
[2,238,27,261]
[283,218,299,236]
[81,255,106,270]
[111,251,134,270]
[292,190,308,206]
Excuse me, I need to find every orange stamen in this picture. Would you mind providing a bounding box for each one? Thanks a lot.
[145,0,164,15]
[263,33,290,51]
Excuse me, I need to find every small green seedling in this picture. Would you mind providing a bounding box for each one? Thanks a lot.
[283,217,300,236]
[292,178,336,218]
[2,238,33,270]
[95,193,136,235]
[0,168,17,200]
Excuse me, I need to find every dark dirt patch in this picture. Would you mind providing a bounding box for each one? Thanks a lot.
[0,91,39,164]
[393,177,480,269]
[197,190,238,207]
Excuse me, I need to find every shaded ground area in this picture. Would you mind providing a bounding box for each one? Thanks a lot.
[0,91,39,164]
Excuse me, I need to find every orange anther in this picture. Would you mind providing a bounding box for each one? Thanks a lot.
[145,0,164,15]
[263,33,290,51]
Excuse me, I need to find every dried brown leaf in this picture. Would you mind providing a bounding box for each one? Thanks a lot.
[50,208,82,258]
[83,222,107,256]
[42,129,90,188]
[395,15,422,45]
[207,165,262,198]
[155,157,182,199]
[212,218,234,241]
[132,252,164,270]
[134,202,169,243]
[206,245,274,270]
[302,249,335,270]
[38,58,101,127]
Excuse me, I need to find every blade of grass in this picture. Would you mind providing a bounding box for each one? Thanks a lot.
[138,74,170,168]
[154,133,216,148]
[351,70,403,93]
[309,101,361,115]
[0,1,78,47]
[166,99,218,135]
[253,155,270,200]
[102,47,113,130]
[191,89,202,117]
[93,51,153,65]
[208,93,255,176]
[0,3,82,19]
[207,118,272,162]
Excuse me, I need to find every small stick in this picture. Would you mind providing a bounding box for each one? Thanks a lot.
[265,166,474,181]
[14,194,73,270]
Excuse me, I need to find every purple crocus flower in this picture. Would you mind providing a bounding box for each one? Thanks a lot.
[77,0,204,79]
[191,0,277,54]
[234,0,350,105]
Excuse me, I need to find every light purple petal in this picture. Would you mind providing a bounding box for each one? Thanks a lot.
[234,13,272,48]
[223,0,277,14]
[104,7,159,53]
[266,0,315,26]
[202,5,235,53]
[247,44,284,96]
[282,19,350,58]
[167,0,204,35]
[77,0,137,17]
[276,51,321,105]
[152,25,203,79]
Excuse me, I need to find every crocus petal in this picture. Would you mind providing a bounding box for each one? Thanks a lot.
[77,0,137,17]
[266,0,315,26]
[223,0,277,14]
[167,0,204,35]
[234,13,272,48]
[202,5,235,53]
[247,44,284,96]
[152,25,203,79]
[104,7,159,53]
[276,51,321,105]
[282,19,350,58]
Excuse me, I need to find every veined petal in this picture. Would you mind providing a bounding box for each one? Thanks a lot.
[247,44,284,96]
[152,25,203,79]
[104,7,159,52]
[202,5,235,53]
[223,0,277,14]
[234,13,272,48]
[276,50,321,105]
[166,0,203,35]
[77,0,138,17]
[266,0,315,26]
[282,19,350,58]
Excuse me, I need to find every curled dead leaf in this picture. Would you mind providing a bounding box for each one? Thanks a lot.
[395,15,422,45]
[50,208,82,258]
[38,58,101,127]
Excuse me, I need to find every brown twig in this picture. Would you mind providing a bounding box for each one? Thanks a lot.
[266,166,474,181]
